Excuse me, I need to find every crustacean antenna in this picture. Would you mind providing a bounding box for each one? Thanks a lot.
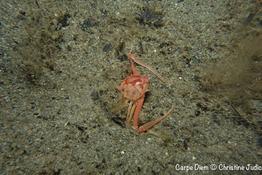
[127,52,166,83]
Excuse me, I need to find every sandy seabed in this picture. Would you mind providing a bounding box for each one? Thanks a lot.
[0,0,262,174]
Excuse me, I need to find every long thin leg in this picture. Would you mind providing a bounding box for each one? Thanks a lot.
[132,96,145,131]
[128,52,166,82]
[138,106,174,133]
[126,101,135,126]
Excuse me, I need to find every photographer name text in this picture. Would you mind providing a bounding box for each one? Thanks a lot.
[175,163,262,171]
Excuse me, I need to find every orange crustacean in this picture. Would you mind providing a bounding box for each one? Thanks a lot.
[117,52,173,133]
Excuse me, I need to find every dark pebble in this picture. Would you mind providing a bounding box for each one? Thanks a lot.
[80,18,98,31]
[195,110,201,116]
[116,54,127,61]
[56,13,71,30]
[103,43,112,52]
[90,91,99,101]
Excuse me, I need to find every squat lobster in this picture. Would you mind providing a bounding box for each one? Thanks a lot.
[117,52,173,133]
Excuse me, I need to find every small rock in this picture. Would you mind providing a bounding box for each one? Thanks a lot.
[80,18,98,31]
[56,13,71,30]
[116,54,127,62]
[103,43,112,52]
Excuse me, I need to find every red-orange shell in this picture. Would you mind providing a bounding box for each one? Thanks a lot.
[118,75,149,101]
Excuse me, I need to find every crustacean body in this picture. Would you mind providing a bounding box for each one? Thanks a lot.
[117,52,173,133]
